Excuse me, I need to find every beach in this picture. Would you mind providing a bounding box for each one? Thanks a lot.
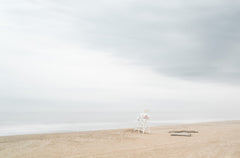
[0,121,240,158]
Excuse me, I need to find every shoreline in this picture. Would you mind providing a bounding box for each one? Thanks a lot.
[0,120,239,137]
[1,120,240,158]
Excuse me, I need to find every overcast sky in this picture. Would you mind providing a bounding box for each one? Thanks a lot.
[0,0,240,119]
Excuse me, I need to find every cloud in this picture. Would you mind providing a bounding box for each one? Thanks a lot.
[0,0,240,117]
[27,0,239,84]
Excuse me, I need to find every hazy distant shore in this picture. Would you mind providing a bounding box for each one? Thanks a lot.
[1,121,240,158]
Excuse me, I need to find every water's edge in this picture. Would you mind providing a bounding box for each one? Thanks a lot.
[0,119,234,136]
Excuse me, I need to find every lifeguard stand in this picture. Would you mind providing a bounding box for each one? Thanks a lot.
[135,110,150,134]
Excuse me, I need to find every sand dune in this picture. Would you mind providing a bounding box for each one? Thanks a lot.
[0,121,240,158]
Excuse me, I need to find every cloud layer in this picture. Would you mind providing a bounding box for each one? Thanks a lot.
[0,0,240,118]
[2,0,240,83]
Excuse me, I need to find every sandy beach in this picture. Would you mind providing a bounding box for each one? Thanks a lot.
[0,121,240,158]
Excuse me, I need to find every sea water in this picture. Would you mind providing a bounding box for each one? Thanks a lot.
[0,111,232,136]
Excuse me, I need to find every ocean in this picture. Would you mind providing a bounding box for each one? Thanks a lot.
[0,111,232,136]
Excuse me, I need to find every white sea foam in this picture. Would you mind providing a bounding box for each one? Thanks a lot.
[0,122,135,136]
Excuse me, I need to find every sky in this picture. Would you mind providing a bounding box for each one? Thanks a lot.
[0,0,240,119]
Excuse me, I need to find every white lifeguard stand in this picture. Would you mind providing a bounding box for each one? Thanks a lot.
[135,109,150,134]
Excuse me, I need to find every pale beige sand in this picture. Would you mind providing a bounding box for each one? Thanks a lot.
[1,121,240,158]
